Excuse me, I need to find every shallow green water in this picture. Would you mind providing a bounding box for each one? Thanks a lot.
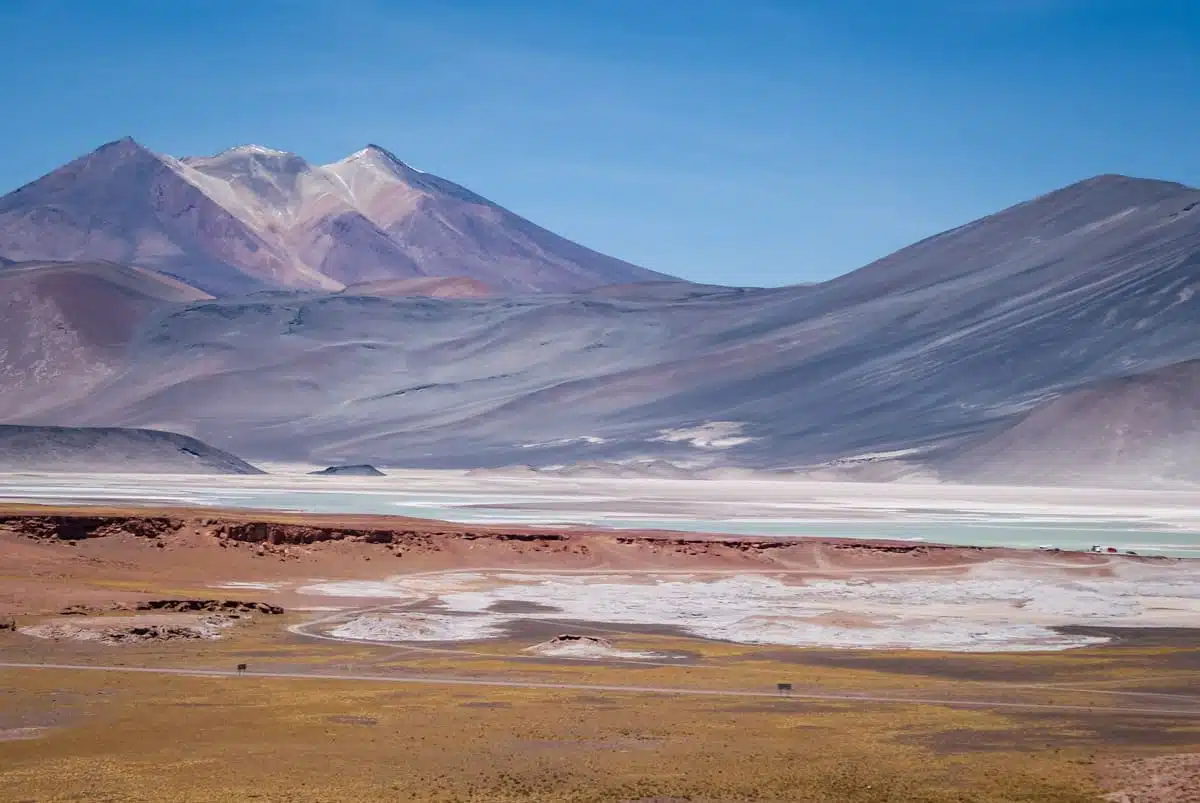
[2,483,1197,558]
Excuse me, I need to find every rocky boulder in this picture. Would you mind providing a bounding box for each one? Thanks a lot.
[135,599,283,615]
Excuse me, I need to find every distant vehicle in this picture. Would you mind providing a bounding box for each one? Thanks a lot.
[1089,545,1129,554]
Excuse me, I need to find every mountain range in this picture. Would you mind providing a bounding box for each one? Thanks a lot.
[0,140,1198,486]
[0,139,669,294]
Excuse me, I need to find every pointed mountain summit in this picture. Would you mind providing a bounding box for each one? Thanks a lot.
[820,172,1200,304]
[0,138,314,295]
[0,140,673,294]
[327,144,491,205]
[317,143,667,291]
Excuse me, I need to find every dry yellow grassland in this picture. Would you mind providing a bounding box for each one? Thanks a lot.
[3,617,1199,802]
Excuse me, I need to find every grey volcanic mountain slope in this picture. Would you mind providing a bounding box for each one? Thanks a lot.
[319,145,672,292]
[933,359,1200,487]
[0,139,672,294]
[0,425,263,474]
[0,173,1196,484]
[636,172,1200,464]
[824,174,1198,301]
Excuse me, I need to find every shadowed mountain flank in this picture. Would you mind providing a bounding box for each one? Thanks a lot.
[0,425,263,474]
[0,140,671,295]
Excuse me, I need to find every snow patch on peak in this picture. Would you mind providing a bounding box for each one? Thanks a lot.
[222,144,293,158]
[337,145,425,174]
[178,145,309,173]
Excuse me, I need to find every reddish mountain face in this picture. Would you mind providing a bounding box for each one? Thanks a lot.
[0,260,211,419]
[0,140,671,295]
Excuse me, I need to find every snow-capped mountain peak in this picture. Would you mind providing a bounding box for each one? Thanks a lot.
[339,143,424,173]
[219,144,293,158]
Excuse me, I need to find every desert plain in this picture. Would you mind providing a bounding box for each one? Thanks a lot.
[1,472,1199,802]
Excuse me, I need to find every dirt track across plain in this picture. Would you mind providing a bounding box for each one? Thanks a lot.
[3,661,1199,717]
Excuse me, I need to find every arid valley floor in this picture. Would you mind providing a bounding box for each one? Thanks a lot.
[1,479,1199,802]
[3,16,1200,799]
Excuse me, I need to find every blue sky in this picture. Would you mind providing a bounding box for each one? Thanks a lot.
[1,0,1197,286]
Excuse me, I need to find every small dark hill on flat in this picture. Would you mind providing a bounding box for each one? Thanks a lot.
[0,425,263,474]
[309,464,386,477]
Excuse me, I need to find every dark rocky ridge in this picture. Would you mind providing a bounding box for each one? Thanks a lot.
[136,599,283,615]
[0,511,985,561]
[0,425,263,475]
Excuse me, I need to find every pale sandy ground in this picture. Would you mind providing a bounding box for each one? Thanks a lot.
[19,613,238,643]
[523,636,666,660]
[274,557,1200,652]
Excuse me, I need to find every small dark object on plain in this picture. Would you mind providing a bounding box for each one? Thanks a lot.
[309,464,385,477]
[776,682,792,695]
[236,663,247,674]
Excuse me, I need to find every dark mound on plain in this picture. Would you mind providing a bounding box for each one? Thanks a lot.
[0,425,264,475]
[309,464,386,477]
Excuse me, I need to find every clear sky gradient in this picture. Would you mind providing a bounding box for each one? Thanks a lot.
[2,0,1197,286]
